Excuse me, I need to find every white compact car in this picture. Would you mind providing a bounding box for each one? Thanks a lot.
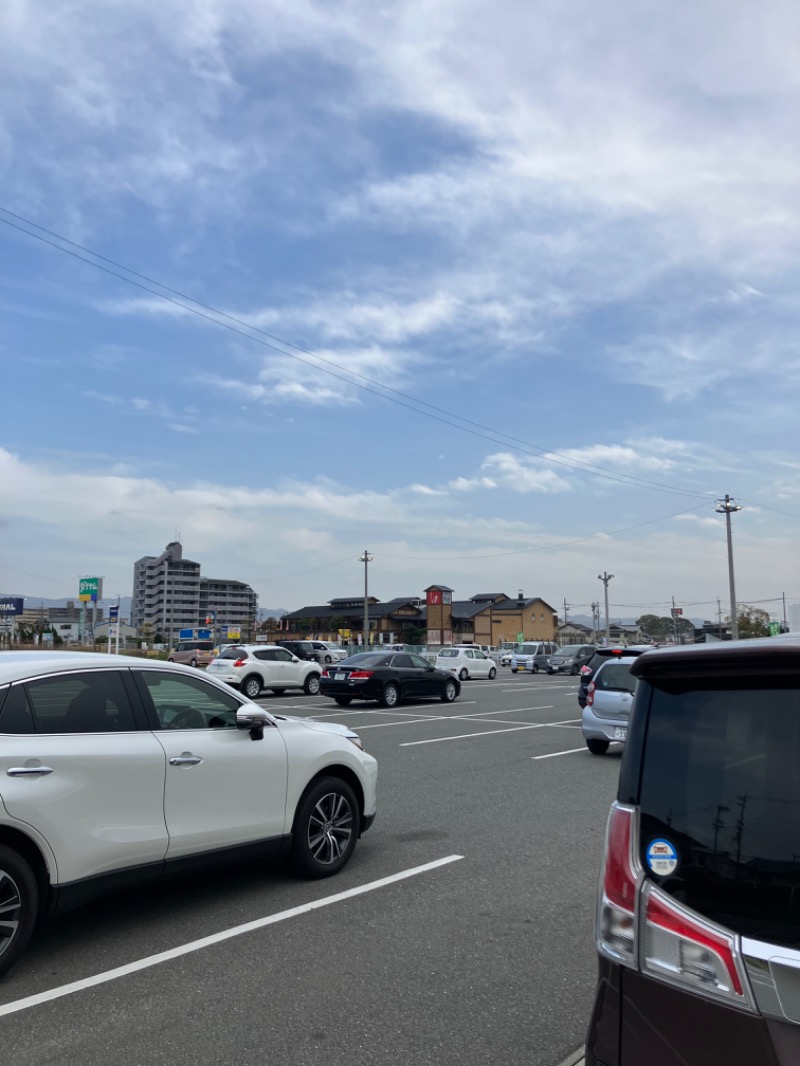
[0,651,378,979]
[435,647,497,681]
[207,644,322,699]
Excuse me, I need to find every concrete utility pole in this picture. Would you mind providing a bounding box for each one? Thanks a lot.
[591,601,600,643]
[598,572,614,644]
[359,549,373,648]
[562,598,570,627]
[715,495,743,640]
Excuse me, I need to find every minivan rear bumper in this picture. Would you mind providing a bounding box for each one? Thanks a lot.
[587,958,793,1066]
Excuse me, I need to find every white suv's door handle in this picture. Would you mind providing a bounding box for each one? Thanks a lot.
[169,754,203,766]
[7,766,55,776]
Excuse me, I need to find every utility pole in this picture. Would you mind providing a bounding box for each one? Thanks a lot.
[715,495,743,640]
[562,598,570,627]
[598,572,614,644]
[591,601,600,643]
[672,596,679,644]
[359,549,373,648]
[783,592,788,633]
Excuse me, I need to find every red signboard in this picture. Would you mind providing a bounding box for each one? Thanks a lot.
[427,590,442,606]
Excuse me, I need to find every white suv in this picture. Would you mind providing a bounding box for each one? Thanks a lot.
[207,645,323,699]
[0,651,378,979]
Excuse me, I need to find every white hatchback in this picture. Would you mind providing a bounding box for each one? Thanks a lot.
[0,651,378,979]
[435,647,497,681]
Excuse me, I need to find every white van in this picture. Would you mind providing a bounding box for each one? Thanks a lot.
[510,641,558,674]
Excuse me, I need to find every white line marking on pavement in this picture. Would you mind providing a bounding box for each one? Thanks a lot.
[354,706,557,731]
[532,747,586,760]
[0,856,464,1019]
[400,719,580,747]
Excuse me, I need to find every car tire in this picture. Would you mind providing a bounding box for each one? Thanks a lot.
[190,658,197,668]
[242,675,262,699]
[488,667,497,680]
[511,668,518,673]
[334,696,352,706]
[304,674,322,696]
[379,682,400,708]
[0,845,38,980]
[167,657,175,662]
[531,664,539,674]
[440,679,458,702]
[291,777,359,878]
[458,668,469,681]
[571,665,580,675]
[324,654,332,664]
[586,738,610,755]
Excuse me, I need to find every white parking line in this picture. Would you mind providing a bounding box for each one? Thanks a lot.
[532,747,586,760]
[347,706,557,731]
[400,719,580,747]
[0,855,464,1019]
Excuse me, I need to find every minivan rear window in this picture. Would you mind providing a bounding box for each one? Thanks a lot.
[638,680,800,948]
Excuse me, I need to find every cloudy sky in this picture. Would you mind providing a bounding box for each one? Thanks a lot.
[2,0,798,622]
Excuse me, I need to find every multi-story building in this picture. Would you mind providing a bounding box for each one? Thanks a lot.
[131,542,257,643]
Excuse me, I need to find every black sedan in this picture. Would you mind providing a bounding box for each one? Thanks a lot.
[320,651,460,707]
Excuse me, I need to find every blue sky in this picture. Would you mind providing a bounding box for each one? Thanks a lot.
[1,0,798,622]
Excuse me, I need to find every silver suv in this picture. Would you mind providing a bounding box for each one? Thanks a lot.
[207,645,322,699]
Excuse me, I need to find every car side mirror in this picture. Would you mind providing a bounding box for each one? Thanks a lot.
[237,706,269,740]
[292,655,300,662]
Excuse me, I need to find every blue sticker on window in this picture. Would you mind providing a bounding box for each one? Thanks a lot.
[646,838,678,876]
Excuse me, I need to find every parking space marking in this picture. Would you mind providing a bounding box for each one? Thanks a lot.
[337,705,557,731]
[532,747,586,760]
[400,719,580,747]
[0,855,465,1020]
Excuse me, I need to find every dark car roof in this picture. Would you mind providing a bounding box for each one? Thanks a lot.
[631,635,800,680]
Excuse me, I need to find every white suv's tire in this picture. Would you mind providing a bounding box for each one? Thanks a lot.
[242,675,262,699]
[0,846,38,980]
[304,674,321,696]
[291,777,358,878]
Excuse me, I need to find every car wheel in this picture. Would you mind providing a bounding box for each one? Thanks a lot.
[243,675,262,699]
[511,667,518,673]
[167,657,175,663]
[304,673,322,696]
[586,738,610,755]
[334,696,352,706]
[324,654,332,664]
[379,682,400,707]
[531,664,539,674]
[488,667,497,680]
[571,665,580,675]
[190,658,198,668]
[0,845,38,980]
[291,777,358,878]
[458,668,469,681]
[441,677,460,703]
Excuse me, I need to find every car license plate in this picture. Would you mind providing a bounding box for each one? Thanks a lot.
[614,727,627,740]
[335,672,346,680]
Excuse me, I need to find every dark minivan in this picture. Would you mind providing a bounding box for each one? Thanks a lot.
[586,636,800,1066]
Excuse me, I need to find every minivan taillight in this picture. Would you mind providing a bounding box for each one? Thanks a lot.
[596,802,756,1012]
[586,681,596,707]
[597,802,639,967]
[642,881,752,1008]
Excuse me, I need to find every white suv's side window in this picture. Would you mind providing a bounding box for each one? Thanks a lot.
[273,649,293,662]
[25,672,136,733]
[138,672,241,730]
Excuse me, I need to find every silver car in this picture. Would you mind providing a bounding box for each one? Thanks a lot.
[581,655,637,754]
[546,643,596,675]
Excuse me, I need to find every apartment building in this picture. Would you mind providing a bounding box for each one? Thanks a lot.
[131,542,257,642]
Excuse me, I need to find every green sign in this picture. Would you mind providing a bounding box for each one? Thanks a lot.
[79,577,103,602]
[516,631,524,643]
[769,621,781,636]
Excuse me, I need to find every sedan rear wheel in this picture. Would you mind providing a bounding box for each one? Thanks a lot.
[243,675,262,699]
[380,682,400,707]
[440,679,458,702]
[0,846,38,980]
[292,777,358,878]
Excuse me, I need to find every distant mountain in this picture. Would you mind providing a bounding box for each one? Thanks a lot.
[257,607,287,620]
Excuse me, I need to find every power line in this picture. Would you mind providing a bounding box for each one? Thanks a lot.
[0,207,718,501]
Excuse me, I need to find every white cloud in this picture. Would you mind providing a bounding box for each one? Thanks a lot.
[481,452,571,494]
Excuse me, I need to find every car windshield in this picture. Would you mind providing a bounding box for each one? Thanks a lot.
[340,653,391,667]
[556,645,584,655]
[516,645,539,655]
[219,646,248,660]
[595,662,636,693]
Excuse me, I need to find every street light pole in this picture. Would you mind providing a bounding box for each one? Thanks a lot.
[359,549,373,648]
[598,572,614,644]
[715,495,743,640]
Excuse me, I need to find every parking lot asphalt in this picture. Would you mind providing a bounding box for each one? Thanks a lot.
[0,670,615,1066]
